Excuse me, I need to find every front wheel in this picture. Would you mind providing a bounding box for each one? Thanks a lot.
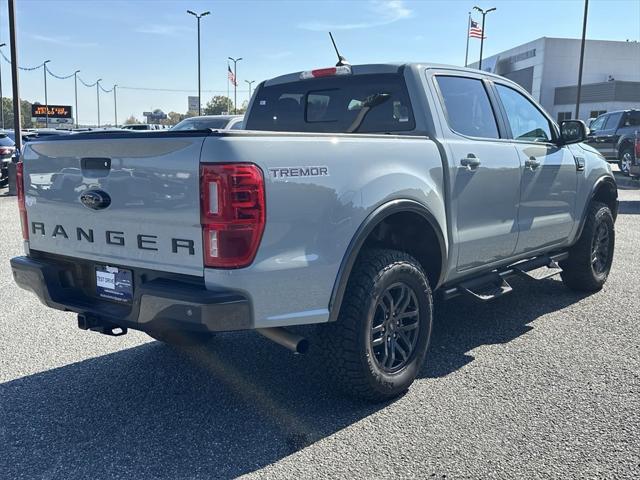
[560,202,615,292]
[619,147,633,176]
[316,249,433,402]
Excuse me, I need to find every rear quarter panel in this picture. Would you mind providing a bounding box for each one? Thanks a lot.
[201,133,446,328]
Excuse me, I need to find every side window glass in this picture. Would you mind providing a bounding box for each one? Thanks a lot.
[589,115,606,132]
[604,112,622,129]
[627,112,640,127]
[436,76,499,139]
[495,84,552,142]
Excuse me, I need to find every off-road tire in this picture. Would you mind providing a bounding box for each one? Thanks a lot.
[316,249,433,402]
[560,202,614,292]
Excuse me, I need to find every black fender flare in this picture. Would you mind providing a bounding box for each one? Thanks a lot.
[574,175,618,242]
[327,199,447,323]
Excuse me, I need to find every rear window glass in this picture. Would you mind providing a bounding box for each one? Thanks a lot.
[245,73,415,133]
[436,76,499,139]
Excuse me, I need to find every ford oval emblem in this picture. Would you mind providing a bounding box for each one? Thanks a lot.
[80,190,111,210]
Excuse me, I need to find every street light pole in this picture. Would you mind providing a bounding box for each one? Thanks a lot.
[96,78,102,127]
[575,0,589,120]
[0,43,6,130]
[228,57,242,114]
[245,79,255,102]
[187,10,210,116]
[43,59,51,128]
[113,84,118,127]
[73,70,80,128]
[8,0,21,149]
[473,6,496,71]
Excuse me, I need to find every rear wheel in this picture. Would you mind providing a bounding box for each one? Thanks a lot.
[560,202,614,292]
[316,249,433,402]
[619,147,633,176]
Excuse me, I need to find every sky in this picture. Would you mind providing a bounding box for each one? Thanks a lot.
[2,0,639,126]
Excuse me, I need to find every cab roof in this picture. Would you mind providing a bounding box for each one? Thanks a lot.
[263,62,506,87]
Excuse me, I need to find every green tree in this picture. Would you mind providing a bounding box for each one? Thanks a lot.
[166,111,184,126]
[1,97,33,129]
[203,96,233,115]
[237,100,249,114]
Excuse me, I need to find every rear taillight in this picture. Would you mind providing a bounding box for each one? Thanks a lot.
[16,161,28,240]
[200,163,265,268]
[635,137,640,158]
[300,65,352,79]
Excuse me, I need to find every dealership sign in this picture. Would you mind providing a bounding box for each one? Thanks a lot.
[31,104,74,124]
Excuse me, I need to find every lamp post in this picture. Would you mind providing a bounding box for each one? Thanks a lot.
[575,0,589,120]
[96,78,102,127]
[73,70,80,128]
[187,9,210,116]
[472,6,496,71]
[245,79,255,102]
[113,84,118,127]
[228,57,242,114]
[43,59,51,128]
[0,43,5,129]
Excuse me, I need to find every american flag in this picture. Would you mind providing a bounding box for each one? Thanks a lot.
[469,20,484,39]
[228,65,237,87]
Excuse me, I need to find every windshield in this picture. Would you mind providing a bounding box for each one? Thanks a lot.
[245,73,415,133]
[172,117,231,131]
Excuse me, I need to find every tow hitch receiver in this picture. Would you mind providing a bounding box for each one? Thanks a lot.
[77,313,128,336]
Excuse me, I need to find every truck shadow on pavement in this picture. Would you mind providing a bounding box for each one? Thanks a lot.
[0,277,589,479]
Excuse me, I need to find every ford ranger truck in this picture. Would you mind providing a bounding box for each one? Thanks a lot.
[11,63,618,401]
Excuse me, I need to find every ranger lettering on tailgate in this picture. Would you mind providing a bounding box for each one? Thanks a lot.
[29,222,196,256]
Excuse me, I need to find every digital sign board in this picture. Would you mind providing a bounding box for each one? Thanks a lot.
[31,104,73,119]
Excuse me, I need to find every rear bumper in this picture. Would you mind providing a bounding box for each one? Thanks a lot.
[10,255,252,333]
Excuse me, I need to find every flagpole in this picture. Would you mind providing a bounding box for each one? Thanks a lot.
[227,61,230,114]
[464,12,471,67]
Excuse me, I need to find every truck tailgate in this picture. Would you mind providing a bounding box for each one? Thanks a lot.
[21,133,206,276]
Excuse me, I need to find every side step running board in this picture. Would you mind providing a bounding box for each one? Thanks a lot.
[513,259,563,281]
[459,275,513,301]
[442,252,568,302]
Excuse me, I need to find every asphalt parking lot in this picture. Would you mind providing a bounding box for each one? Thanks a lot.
[0,173,639,479]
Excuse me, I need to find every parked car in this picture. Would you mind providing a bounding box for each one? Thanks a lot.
[0,133,16,187]
[3,130,38,144]
[171,115,243,131]
[121,124,165,131]
[11,63,617,401]
[586,109,640,175]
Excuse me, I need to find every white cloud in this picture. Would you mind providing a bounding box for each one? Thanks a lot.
[135,24,190,36]
[298,0,413,31]
[31,34,97,48]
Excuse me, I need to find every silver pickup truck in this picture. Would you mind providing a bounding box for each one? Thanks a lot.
[11,63,618,401]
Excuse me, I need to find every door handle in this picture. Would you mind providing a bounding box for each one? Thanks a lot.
[460,155,481,170]
[525,157,540,170]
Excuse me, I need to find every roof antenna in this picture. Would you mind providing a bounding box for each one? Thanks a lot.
[329,32,350,67]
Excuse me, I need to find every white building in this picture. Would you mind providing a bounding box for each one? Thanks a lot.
[469,37,640,122]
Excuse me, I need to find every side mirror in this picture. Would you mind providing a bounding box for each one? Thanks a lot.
[559,120,587,145]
